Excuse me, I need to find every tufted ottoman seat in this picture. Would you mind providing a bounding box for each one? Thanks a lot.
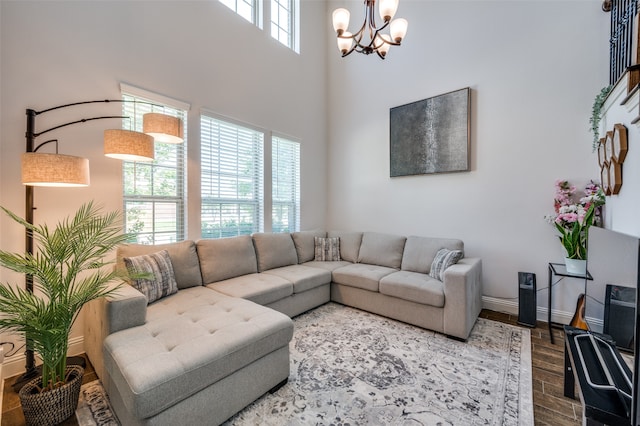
[102,286,294,425]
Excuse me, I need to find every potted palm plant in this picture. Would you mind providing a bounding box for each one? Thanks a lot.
[0,201,129,426]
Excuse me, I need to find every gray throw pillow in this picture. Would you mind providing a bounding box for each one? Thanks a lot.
[314,237,341,261]
[123,250,178,304]
[429,248,464,281]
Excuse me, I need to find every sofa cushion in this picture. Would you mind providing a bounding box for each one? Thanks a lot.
[206,273,293,305]
[291,230,327,263]
[263,265,332,294]
[401,236,464,274]
[327,231,363,263]
[379,271,445,307]
[302,260,352,272]
[314,237,341,261]
[103,286,293,419]
[429,248,464,281]
[117,240,202,289]
[252,233,299,272]
[123,250,178,304]
[357,232,407,269]
[196,236,258,284]
[332,263,397,292]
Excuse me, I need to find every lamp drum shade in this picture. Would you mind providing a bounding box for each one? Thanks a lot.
[104,129,155,162]
[21,153,90,187]
[143,113,184,144]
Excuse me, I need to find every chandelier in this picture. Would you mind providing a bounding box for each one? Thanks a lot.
[332,0,408,59]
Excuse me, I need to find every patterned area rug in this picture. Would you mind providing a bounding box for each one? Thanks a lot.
[227,303,533,426]
[75,303,533,426]
[75,381,118,425]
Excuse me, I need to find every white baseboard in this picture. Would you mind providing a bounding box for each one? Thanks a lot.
[1,336,84,382]
[481,296,603,331]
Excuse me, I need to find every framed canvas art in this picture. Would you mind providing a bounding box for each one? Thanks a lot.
[390,88,470,177]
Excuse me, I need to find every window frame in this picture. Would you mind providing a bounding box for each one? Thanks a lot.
[270,0,298,52]
[271,134,300,233]
[219,0,262,27]
[200,111,266,239]
[120,83,189,245]
[218,0,299,53]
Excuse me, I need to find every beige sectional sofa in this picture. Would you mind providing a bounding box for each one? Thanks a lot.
[83,230,482,425]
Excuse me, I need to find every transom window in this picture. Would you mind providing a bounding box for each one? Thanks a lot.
[219,0,298,52]
[219,0,259,25]
[271,0,295,50]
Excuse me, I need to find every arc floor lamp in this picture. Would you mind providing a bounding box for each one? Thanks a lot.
[13,98,183,391]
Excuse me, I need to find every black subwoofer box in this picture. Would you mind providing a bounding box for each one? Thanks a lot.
[518,272,537,327]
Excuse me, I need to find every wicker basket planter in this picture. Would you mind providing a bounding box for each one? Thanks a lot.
[18,365,84,426]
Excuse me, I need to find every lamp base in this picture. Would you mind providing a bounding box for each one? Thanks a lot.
[11,367,39,393]
[11,356,87,392]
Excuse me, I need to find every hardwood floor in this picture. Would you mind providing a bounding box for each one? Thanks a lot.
[1,310,582,425]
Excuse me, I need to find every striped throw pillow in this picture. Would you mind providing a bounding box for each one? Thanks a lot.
[314,237,341,261]
[429,248,464,281]
[123,250,178,304]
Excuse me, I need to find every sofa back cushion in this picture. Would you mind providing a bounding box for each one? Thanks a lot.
[252,233,299,272]
[401,236,464,274]
[357,232,406,269]
[117,240,202,289]
[291,230,327,263]
[327,231,363,263]
[197,235,258,283]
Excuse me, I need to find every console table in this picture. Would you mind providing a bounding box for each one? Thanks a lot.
[548,262,593,344]
[564,326,631,425]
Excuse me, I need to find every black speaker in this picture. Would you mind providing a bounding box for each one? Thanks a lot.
[604,284,636,352]
[518,272,537,327]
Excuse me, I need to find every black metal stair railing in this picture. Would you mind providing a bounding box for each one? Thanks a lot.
[610,0,639,85]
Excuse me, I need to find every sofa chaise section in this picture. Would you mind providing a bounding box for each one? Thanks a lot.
[103,287,293,425]
[84,239,295,425]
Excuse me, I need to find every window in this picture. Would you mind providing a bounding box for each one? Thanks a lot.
[121,87,188,244]
[219,0,298,52]
[271,0,296,50]
[272,136,300,233]
[201,114,264,238]
[219,0,260,25]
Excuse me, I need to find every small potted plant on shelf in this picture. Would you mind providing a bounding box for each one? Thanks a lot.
[0,202,128,426]
[545,180,606,274]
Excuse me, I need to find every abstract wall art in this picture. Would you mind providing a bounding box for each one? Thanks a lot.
[390,87,470,177]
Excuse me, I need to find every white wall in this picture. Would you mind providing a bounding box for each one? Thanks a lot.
[0,0,328,374]
[327,0,610,319]
[599,76,640,238]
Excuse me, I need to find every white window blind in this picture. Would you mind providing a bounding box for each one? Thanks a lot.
[201,114,264,238]
[121,92,187,244]
[270,0,296,50]
[219,0,259,25]
[272,136,300,233]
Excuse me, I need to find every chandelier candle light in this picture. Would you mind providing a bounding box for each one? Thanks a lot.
[332,0,408,59]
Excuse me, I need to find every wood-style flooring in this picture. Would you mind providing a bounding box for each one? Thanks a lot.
[2,309,582,425]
